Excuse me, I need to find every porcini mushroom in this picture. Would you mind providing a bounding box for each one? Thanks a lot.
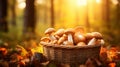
[96,39,105,45]
[52,40,58,44]
[73,33,86,45]
[91,32,103,39]
[100,39,105,45]
[57,34,67,45]
[77,42,86,46]
[85,33,94,40]
[74,26,84,34]
[40,37,51,43]
[45,28,56,40]
[87,38,97,45]
[54,29,65,37]
[54,28,65,40]
[64,28,75,44]
[63,41,74,46]
[58,36,66,45]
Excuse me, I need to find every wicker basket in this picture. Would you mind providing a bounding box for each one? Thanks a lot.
[41,42,101,64]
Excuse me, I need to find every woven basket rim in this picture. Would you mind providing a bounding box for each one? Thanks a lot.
[40,42,101,49]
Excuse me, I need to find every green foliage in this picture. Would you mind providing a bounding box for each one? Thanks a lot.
[0,32,18,48]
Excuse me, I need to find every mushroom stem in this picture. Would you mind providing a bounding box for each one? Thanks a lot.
[68,34,73,44]
[49,35,56,41]
[44,28,56,41]
[100,39,105,45]
[88,38,96,45]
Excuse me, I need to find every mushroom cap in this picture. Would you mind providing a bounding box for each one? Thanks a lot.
[52,40,58,44]
[73,33,86,44]
[74,26,84,34]
[92,32,103,39]
[96,39,105,45]
[85,33,94,40]
[58,36,66,45]
[45,28,55,35]
[57,34,67,45]
[54,29,65,37]
[64,28,75,35]
[54,35,60,40]
[77,42,86,46]
[64,41,74,46]
[40,37,51,42]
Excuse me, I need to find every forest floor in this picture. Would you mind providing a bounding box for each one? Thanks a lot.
[0,32,120,67]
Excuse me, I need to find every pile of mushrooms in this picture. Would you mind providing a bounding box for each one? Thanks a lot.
[40,26,105,46]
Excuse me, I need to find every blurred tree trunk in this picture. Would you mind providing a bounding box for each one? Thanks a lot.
[11,0,16,26]
[58,0,62,23]
[102,0,110,29]
[85,1,90,32]
[117,0,120,25]
[51,0,54,27]
[0,0,8,32]
[24,0,36,33]
[44,0,47,24]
